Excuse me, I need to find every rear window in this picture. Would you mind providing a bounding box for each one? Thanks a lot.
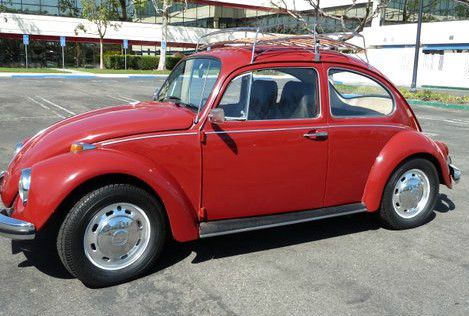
[329,68,394,117]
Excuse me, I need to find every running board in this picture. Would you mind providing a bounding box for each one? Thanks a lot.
[199,203,367,238]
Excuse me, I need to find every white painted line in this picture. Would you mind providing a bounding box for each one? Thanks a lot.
[27,96,50,110]
[444,119,469,126]
[107,95,132,103]
[37,96,76,116]
[423,132,439,137]
[0,115,57,122]
[119,95,139,102]
[27,97,66,119]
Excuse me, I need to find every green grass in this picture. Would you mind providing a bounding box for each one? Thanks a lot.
[72,68,171,75]
[399,88,469,106]
[0,67,67,73]
[335,83,469,106]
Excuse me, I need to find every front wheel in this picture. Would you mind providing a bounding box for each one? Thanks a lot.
[379,158,439,230]
[57,184,166,287]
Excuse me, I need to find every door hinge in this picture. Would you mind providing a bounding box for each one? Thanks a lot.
[200,131,207,144]
[198,207,207,222]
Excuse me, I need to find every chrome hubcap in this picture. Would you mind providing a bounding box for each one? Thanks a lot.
[84,203,151,270]
[392,169,431,219]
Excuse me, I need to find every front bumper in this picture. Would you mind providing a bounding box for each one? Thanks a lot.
[0,208,35,240]
[449,164,461,183]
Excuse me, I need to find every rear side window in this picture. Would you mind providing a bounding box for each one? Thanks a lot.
[218,68,319,121]
[329,69,394,117]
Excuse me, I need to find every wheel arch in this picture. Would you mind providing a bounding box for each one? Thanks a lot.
[24,149,200,242]
[52,173,169,228]
[362,130,451,212]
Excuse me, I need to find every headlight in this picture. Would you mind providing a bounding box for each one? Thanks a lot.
[19,168,31,206]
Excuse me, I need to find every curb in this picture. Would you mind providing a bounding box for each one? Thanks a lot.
[0,73,169,79]
[408,99,469,111]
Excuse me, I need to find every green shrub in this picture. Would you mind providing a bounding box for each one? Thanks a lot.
[126,55,140,69]
[104,54,184,70]
[137,55,160,70]
[166,56,183,70]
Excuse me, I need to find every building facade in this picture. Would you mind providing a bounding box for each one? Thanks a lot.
[0,0,468,87]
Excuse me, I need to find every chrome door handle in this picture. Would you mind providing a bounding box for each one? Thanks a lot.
[303,131,328,140]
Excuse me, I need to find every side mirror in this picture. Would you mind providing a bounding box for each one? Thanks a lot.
[208,108,225,124]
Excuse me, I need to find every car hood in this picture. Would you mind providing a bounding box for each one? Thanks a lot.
[1,101,194,206]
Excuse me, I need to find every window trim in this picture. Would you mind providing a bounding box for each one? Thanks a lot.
[217,66,322,122]
[327,67,396,119]
[155,56,222,113]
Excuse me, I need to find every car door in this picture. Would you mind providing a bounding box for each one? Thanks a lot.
[201,66,329,220]
[324,66,404,207]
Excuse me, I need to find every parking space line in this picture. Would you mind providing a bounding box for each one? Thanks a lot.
[0,115,57,122]
[37,96,76,116]
[27,97,66,119]
[119,95,139,102]
[444,119,469,126]
[107,95,133,103]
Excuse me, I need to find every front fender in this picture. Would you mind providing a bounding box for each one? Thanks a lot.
[362,130,451,212]
[12,148,199,242]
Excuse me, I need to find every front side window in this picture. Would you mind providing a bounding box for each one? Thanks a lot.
[157,58,221,111]
[329,69,394,117]
[218,68,319,121]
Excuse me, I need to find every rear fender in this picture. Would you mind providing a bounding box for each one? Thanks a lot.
[13,148,199,242]
[362,130,451,212]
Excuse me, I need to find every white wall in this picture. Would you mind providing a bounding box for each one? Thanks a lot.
[353,21,469,89]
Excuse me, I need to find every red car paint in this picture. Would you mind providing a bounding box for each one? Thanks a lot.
[0,47,453,242]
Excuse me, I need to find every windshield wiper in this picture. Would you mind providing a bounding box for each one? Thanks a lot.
[161,96,199,111]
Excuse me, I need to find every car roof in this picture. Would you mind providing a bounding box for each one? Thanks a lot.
[190,46,374,75]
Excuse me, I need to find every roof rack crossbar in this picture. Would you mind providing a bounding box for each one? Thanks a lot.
[196,27,369,66]
[196,26,276,52]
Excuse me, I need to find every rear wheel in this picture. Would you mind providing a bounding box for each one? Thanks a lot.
[380,158,439,229]
[57,184,166,287]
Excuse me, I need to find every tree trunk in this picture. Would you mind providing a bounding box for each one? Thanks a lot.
[119,0,128,21]
[403,0,409,22]
[99,38,104,69]
[158,0,169,71]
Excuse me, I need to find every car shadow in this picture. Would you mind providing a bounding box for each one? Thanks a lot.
[12,232,73,279]
[12,194,456,285]
[145,212,381,275]
[434,193,456,213]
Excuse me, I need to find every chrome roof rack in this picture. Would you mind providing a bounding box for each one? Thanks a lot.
[196,27,368,64]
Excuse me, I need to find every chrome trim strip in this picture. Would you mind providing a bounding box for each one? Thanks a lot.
[0,210,36,240]
[200,203,367,238]
[331,124,407,129]
[205,126,326,135]
[99,132,198,146]
[205,124,406,135]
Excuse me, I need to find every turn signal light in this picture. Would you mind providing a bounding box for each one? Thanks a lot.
[70,142,96,154]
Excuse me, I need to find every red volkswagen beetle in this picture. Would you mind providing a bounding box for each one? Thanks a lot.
[0,35,461,287]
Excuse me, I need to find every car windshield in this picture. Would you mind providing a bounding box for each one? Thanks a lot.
[157,58,221,112]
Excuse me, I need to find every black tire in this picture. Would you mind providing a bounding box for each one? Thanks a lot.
[57,184,166,287]
[379,158,439,230]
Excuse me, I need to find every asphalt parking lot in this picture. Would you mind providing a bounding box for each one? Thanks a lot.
[0,78,468,316]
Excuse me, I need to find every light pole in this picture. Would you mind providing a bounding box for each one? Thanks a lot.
[410,0,425,92]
